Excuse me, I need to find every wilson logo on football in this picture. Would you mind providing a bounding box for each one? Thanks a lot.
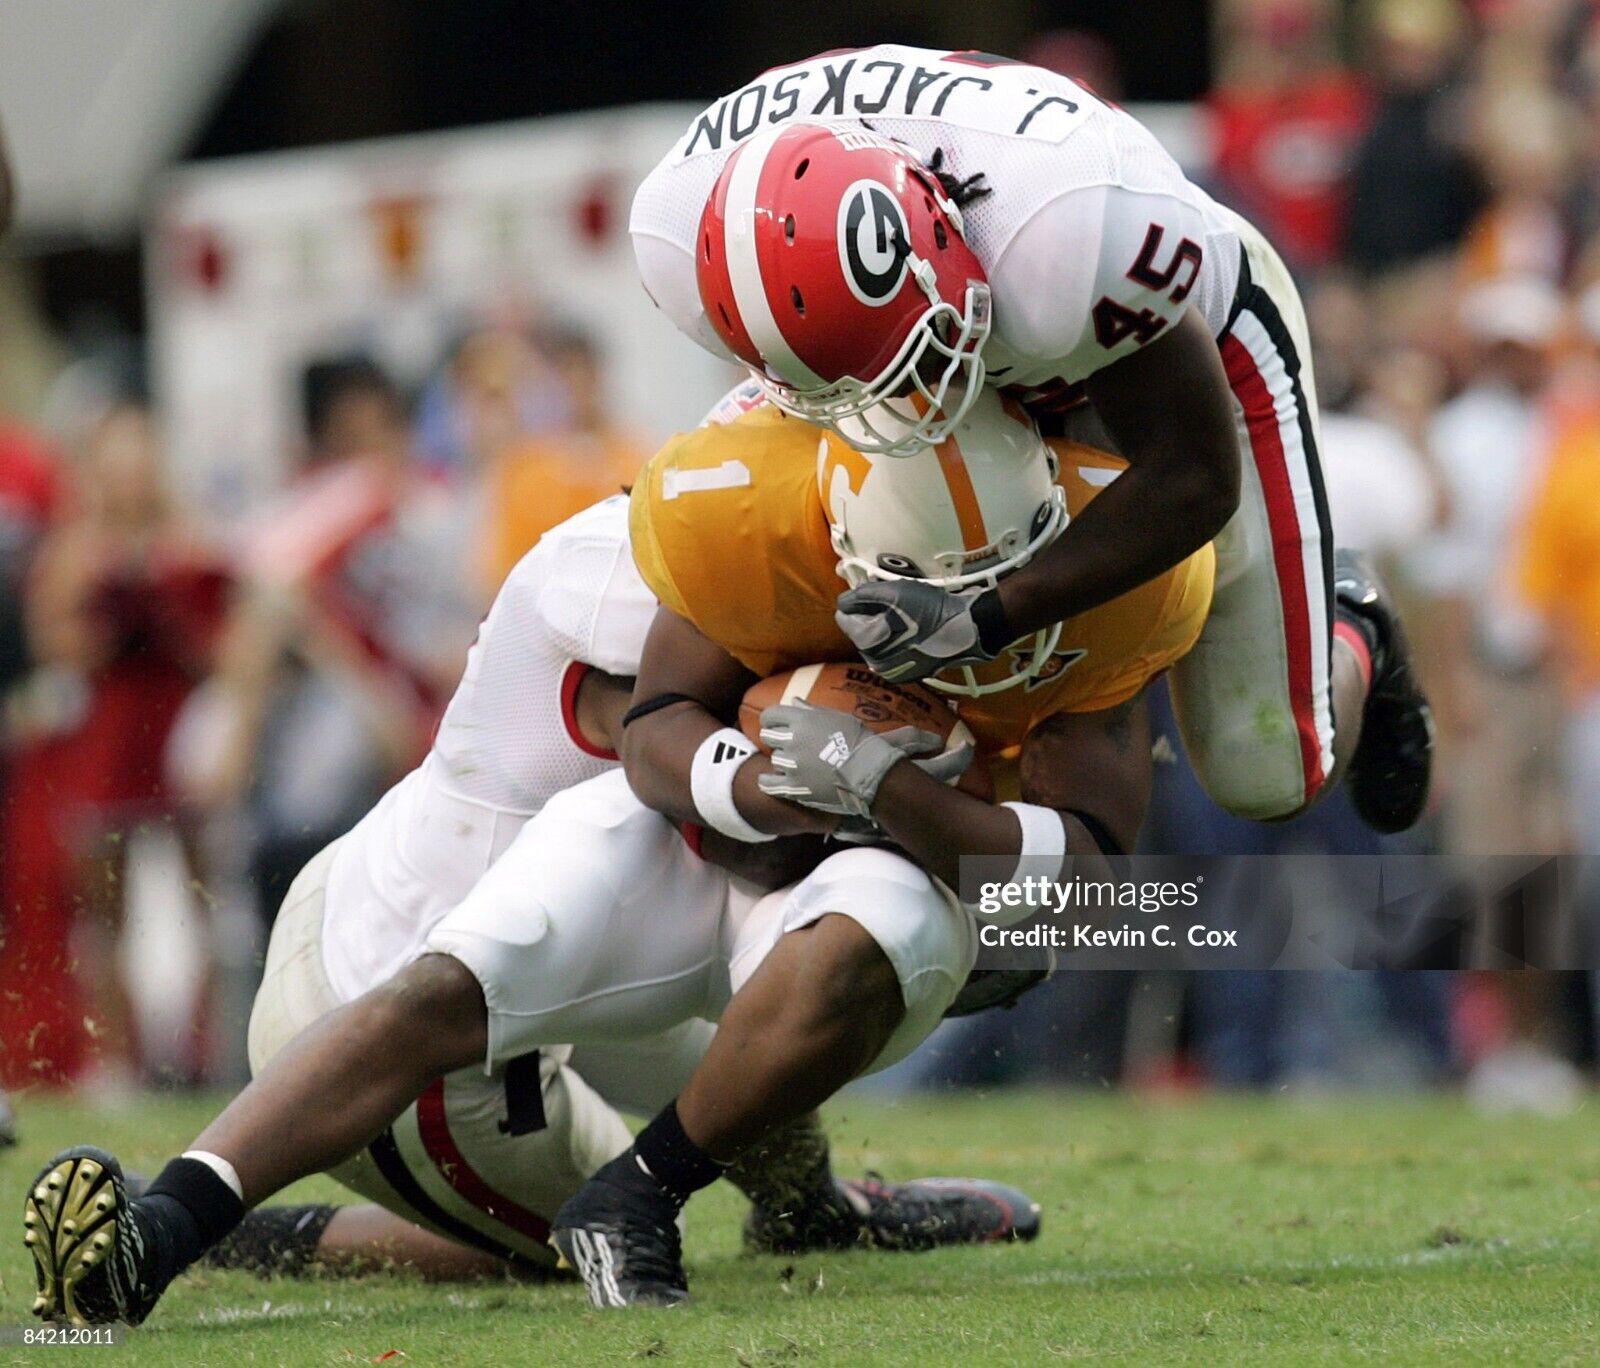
[837,181,910,307]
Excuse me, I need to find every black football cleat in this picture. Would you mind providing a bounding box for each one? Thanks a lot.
[944,956,1055,1018]
[743,1176,864,1253]
[550,1155,690,1308]
[24,1147,161,1327]
[1335,549,1435,834]
[200,1203,339,1277]
[746,1173,1042,1254]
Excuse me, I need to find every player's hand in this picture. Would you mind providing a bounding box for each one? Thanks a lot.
[835,581,1001,683]
[756,701,972,817]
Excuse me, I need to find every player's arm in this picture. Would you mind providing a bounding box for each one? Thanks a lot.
[868,697,1151,895]
[620,606,838,839]
[998,309,1239,635]
[991,183,1239,635]
[838,187,1240,684]
[756,695,1152,902]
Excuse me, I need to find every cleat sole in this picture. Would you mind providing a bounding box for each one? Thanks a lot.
[22,1148,126,1328]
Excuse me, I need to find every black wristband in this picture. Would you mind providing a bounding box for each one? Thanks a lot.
[971,588,1015,658]
[621,692,701,729]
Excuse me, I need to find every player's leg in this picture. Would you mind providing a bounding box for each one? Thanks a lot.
[1175,212,1431,829]
[24,773,729,1325]
[199,1046,654,1280]
[550,847,985,1306]
[422,770,730,1056]
[23,839,496,1325]
[551,695,1161,1307]
[203,1202,513,1281]
[202,1021,719,1284]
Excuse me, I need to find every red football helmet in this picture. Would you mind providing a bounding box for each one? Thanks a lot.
[696,122,991,456]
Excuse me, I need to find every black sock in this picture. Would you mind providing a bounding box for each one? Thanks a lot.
[135,1157,246,1286]
[631,1102,726,1206]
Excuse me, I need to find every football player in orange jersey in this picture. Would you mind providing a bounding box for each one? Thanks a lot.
[549,388,1215,1304]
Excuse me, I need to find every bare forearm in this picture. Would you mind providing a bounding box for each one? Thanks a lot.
[873,762,1119,890]
[871,764,1022,889]
[998,458,1228,636]
[994,309,1239,638]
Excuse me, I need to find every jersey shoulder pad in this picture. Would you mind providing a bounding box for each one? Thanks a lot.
[522,495,656,676]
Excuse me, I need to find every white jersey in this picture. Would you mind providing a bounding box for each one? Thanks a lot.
[320,496,657,1003]
[631,45,1242,395]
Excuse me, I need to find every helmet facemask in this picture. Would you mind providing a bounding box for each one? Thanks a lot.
[824,390,1070,698]
[757,280,992,458]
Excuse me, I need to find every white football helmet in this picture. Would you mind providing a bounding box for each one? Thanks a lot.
[818,388,1069,697]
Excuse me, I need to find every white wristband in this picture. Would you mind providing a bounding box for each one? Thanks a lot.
[1001,801,1068,881]
[690,728,776,844]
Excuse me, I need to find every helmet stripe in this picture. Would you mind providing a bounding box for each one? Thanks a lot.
[932,436,990,552]
[722,131,827,388]
[700,159,760,364]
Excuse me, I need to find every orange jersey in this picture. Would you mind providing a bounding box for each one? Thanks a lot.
[484,428,650,591]
[630,406,1214,760]
[1516,414,1600,695]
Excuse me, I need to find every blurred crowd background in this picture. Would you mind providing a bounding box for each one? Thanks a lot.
[2,0,1599,1111]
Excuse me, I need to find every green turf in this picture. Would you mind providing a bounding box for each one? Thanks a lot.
[2,1088,1597,1365]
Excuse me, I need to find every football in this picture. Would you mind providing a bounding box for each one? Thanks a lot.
[739,662,990,798]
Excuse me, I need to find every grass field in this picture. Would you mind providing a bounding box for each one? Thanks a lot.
[2,1088,1598,1365]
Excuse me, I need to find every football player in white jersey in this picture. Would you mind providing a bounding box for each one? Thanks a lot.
[25,497,1038,1328]
[631,43,1432,837]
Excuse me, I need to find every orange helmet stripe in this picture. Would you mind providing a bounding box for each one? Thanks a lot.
[932,436,989,552]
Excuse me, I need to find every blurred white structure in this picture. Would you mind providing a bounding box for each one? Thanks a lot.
[146,108,738,508]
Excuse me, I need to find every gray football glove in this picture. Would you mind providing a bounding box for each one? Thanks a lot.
[756,701,973,818]
[835,581,999,684]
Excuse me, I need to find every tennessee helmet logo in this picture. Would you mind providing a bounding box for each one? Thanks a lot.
[838,181,910,307]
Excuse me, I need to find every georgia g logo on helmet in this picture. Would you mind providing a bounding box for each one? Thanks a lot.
[695,121,992,454]
[838,181,911,307]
